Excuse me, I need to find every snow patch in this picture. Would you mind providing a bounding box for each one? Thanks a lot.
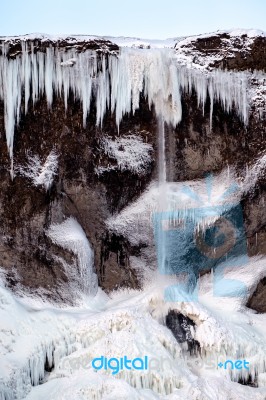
[17,150,58,190]
[96,134,153,175]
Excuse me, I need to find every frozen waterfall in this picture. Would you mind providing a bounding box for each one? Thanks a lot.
[0,41,249,175]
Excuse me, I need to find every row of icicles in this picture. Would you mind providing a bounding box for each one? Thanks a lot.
[0,41,249,176]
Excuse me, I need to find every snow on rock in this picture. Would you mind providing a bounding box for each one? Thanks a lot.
[46,217,98,295]
[103,35,184,49]
[174,30,266,124]
[0,32,182,50]
[249,72,266,120]
[241,152,266,194]
[228,29,266,38]
[96,134,153,175]
[106,182,158,248]
[17,149,58,190]
[174,29,266,70]
[107,159,266,251]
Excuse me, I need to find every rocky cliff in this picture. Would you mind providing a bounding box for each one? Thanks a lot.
[0,30,265,307]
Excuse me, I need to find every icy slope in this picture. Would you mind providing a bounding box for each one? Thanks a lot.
[1,259,266,400]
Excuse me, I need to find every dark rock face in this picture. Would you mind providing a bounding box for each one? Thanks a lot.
[0,91,156,302]
[247,277,266,313]
[100,232,141,291]
[166,310,200,354]
[0,36,119,58]
[176,32,266,71]
[0,34,265,305]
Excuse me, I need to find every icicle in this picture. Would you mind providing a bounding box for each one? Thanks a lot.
[0,42,250,175]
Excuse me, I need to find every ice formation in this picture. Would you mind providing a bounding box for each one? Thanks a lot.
[0,34,265,400]
[1,264,266,400]
[0,41,249,174]
[46,217,98,295]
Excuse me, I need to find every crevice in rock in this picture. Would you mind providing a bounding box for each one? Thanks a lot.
[165,309,200,355]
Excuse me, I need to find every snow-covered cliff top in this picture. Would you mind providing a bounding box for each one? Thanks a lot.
[0,28,265,49]
[0,28,265,167]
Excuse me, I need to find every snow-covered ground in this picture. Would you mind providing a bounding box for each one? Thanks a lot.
[1,259,266,400]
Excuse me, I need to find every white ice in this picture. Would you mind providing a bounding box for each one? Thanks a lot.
[1,260,266,400]
[46,217,98,295]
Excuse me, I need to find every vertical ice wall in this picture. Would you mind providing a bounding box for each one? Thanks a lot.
[0,40,249,173]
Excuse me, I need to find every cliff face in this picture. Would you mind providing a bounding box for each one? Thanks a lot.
[175,30,266,71]
[0,31,265,305]
[0,92,156,302]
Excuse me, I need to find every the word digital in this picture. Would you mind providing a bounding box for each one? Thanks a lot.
[92,356,148,375]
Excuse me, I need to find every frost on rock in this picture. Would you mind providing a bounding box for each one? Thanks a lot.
[46,217,98,295]
[96,134,153,175]
[249,72,266,120]
[242,153,266,194]
[0,42,251,170]
[17,150,58,190]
